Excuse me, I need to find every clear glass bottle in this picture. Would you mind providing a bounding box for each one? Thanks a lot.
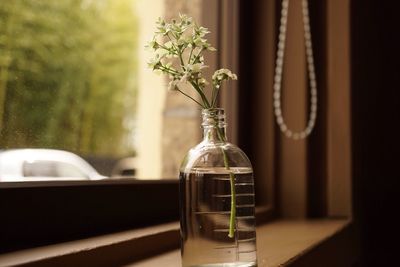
[179,108,257,267]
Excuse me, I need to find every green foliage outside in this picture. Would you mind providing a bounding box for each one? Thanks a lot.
[0,0,138,157]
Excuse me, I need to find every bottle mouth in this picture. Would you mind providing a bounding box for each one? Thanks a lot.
[201,108,226,127]
[201,108,225,117]
[201,108,224,114]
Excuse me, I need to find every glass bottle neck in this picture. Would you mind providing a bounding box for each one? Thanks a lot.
[201,109,227,143]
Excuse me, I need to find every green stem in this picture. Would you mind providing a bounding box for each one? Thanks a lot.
[190,81,210,108]
[211,86,220,108]
[165,34,178,51]
[158,44,178,55]
[176,86,205,108]
[159,66,179,75]
[192,48,204,63]
[211,86,216,108]
[225,154,236,238]
[179,53,186,70]
[188,46,194,64]
[167,33,186,70]
[216,127,236,238]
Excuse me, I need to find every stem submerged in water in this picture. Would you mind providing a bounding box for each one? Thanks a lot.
[216,126,236,238]
[222,149,236,238]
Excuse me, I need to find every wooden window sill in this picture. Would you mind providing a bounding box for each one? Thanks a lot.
[132,219,356,267]
[0,221,179,266]
[0,219,356,267]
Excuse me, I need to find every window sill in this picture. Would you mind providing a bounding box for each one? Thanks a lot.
[132,219,356,267]
[0,218,357,267]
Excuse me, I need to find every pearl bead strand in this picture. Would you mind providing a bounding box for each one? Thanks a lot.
[273,0,318,140]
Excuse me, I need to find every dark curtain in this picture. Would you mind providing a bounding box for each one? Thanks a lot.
[351,1,400,266]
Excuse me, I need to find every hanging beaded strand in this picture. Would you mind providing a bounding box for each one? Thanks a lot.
[273,0,318,140]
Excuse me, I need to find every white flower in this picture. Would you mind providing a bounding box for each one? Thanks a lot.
[212,68,237,81]
[193,25,210,38]
[177,35,191,46]
[168,80,179,91]
[147,14,238,108]
[164,41,173,49]
[157,48,169,57]
[156,17,166,26]
[199,56,205,63]
[146,39,159,51]
[194,37,207,47]
[153,69,162,75]
[188,63,207,73]
[147,57,161,70]
[198,78,209,86]
[179,13,191,23]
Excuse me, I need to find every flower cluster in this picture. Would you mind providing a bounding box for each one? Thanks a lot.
[147,13,237,108]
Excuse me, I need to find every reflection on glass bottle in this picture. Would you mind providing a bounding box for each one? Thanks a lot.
[180,109,257,267]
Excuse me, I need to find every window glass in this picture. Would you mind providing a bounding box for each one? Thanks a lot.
[0,0,205,182]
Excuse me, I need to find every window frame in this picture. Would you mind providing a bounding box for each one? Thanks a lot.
[0,0,354,261]
[202,0,278,223]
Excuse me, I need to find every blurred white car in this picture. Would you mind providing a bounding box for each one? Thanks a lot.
[0,149,107,182]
